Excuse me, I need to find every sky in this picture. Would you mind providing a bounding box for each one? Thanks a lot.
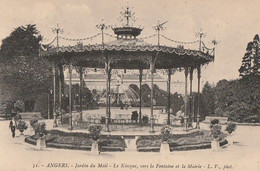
[1,0,260,87]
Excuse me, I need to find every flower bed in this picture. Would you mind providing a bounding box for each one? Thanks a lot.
[136,130,228,152]
[25,130,126,152]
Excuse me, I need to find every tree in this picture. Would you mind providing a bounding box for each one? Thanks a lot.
[0,24,52,113]
[140,84,151,106]
[239,34,260,77]
[202,81,216,114]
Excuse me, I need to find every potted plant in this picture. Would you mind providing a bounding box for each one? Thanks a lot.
[210,119,220,129]
[225,122,237,145]
[30,118,47,150]
[16,120,28,135]
[160,125,171,154]
[210,121,222,151]
[30,117,39,135]
[36,122,47,150]
[88,124,103,154]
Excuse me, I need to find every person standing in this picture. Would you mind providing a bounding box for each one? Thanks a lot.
[9,117,16,138]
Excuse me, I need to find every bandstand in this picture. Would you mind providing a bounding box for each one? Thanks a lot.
[41,6,215,133]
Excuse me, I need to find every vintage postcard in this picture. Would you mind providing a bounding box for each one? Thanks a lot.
[0,0,260,171]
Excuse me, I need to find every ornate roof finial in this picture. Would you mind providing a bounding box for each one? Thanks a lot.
[195,28,207,51]
[119,3,137,27]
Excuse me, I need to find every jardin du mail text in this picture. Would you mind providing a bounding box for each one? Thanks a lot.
[32,162,233,170]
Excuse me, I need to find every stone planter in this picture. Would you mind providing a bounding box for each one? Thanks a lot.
[160,142,170,154]
[91,141,99,154]
[227,133,236,145]
[18,133,25,142]
[36,138,46,150]
[211,139,220,151]
[19,130,25,135]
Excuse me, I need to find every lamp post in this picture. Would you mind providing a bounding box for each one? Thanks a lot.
[48,89,52,120]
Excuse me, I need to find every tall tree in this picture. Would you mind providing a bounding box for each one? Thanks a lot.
[0,24,52,110]
[202,81,216,114]
[239,34,260,77]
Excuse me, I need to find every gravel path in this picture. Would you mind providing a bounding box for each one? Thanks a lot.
[0,121,259,171]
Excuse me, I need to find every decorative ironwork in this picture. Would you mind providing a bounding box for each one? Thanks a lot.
[96,19,110,46]
[118,4,137,26]
[153,20,168,46]
[195,28,207,51]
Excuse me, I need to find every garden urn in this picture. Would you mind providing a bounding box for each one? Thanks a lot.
[91,141,99,154]
[36,137,46,150]
[211,139,220,151]
[160,141,170,154]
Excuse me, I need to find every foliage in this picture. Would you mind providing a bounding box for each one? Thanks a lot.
[33,92,50,119]
[63,81,94,110]
[142,116,149,124]
[0,24,52,111]
[16,113,22,120]
[135,83,183,114]
[30,117,47,136]
[210,119,220,129]
[34,122,47,137]
[136,130,227,152]
[225,122,237,134]
[214,76,260,121]
[16,120,28,132]
[140,84,151,106]
[160,125,172,142]
[14,100,25,112]
[88,124,102,141]
[25,130,126,151]
[170,92,184,115]
[30,117,38,127]
[210,125,222,139]
[180,92,208,121]
[202,82,215,114]
[239,34,260,77]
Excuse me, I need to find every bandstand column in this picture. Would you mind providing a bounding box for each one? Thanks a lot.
[189,67,194,127]
[108,69,112,121]
[68,62,73,130]
[53,62,58,127]
[79,66,83,122]
[196,65,201,129]
[167,69,171,125]
[184,67,189,131]
[139,69,143,123]
[149,58,155,133]
[58,64,63,124]
[105,60,111,132]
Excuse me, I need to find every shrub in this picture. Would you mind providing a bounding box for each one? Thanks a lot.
[225,122,236,134]
[33,93,48,119]
[100,117,106,124]
[16,120,28,132]
[30,117,38,127]
[30,117,46,137]
[88,124,102,141]
[142,116,149,124]
[16,113,22,120]
[210,119,219,129]
[14,100,24,112]
[35,122,47,137]
[160,125,172,142]
[211,125,222,139]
